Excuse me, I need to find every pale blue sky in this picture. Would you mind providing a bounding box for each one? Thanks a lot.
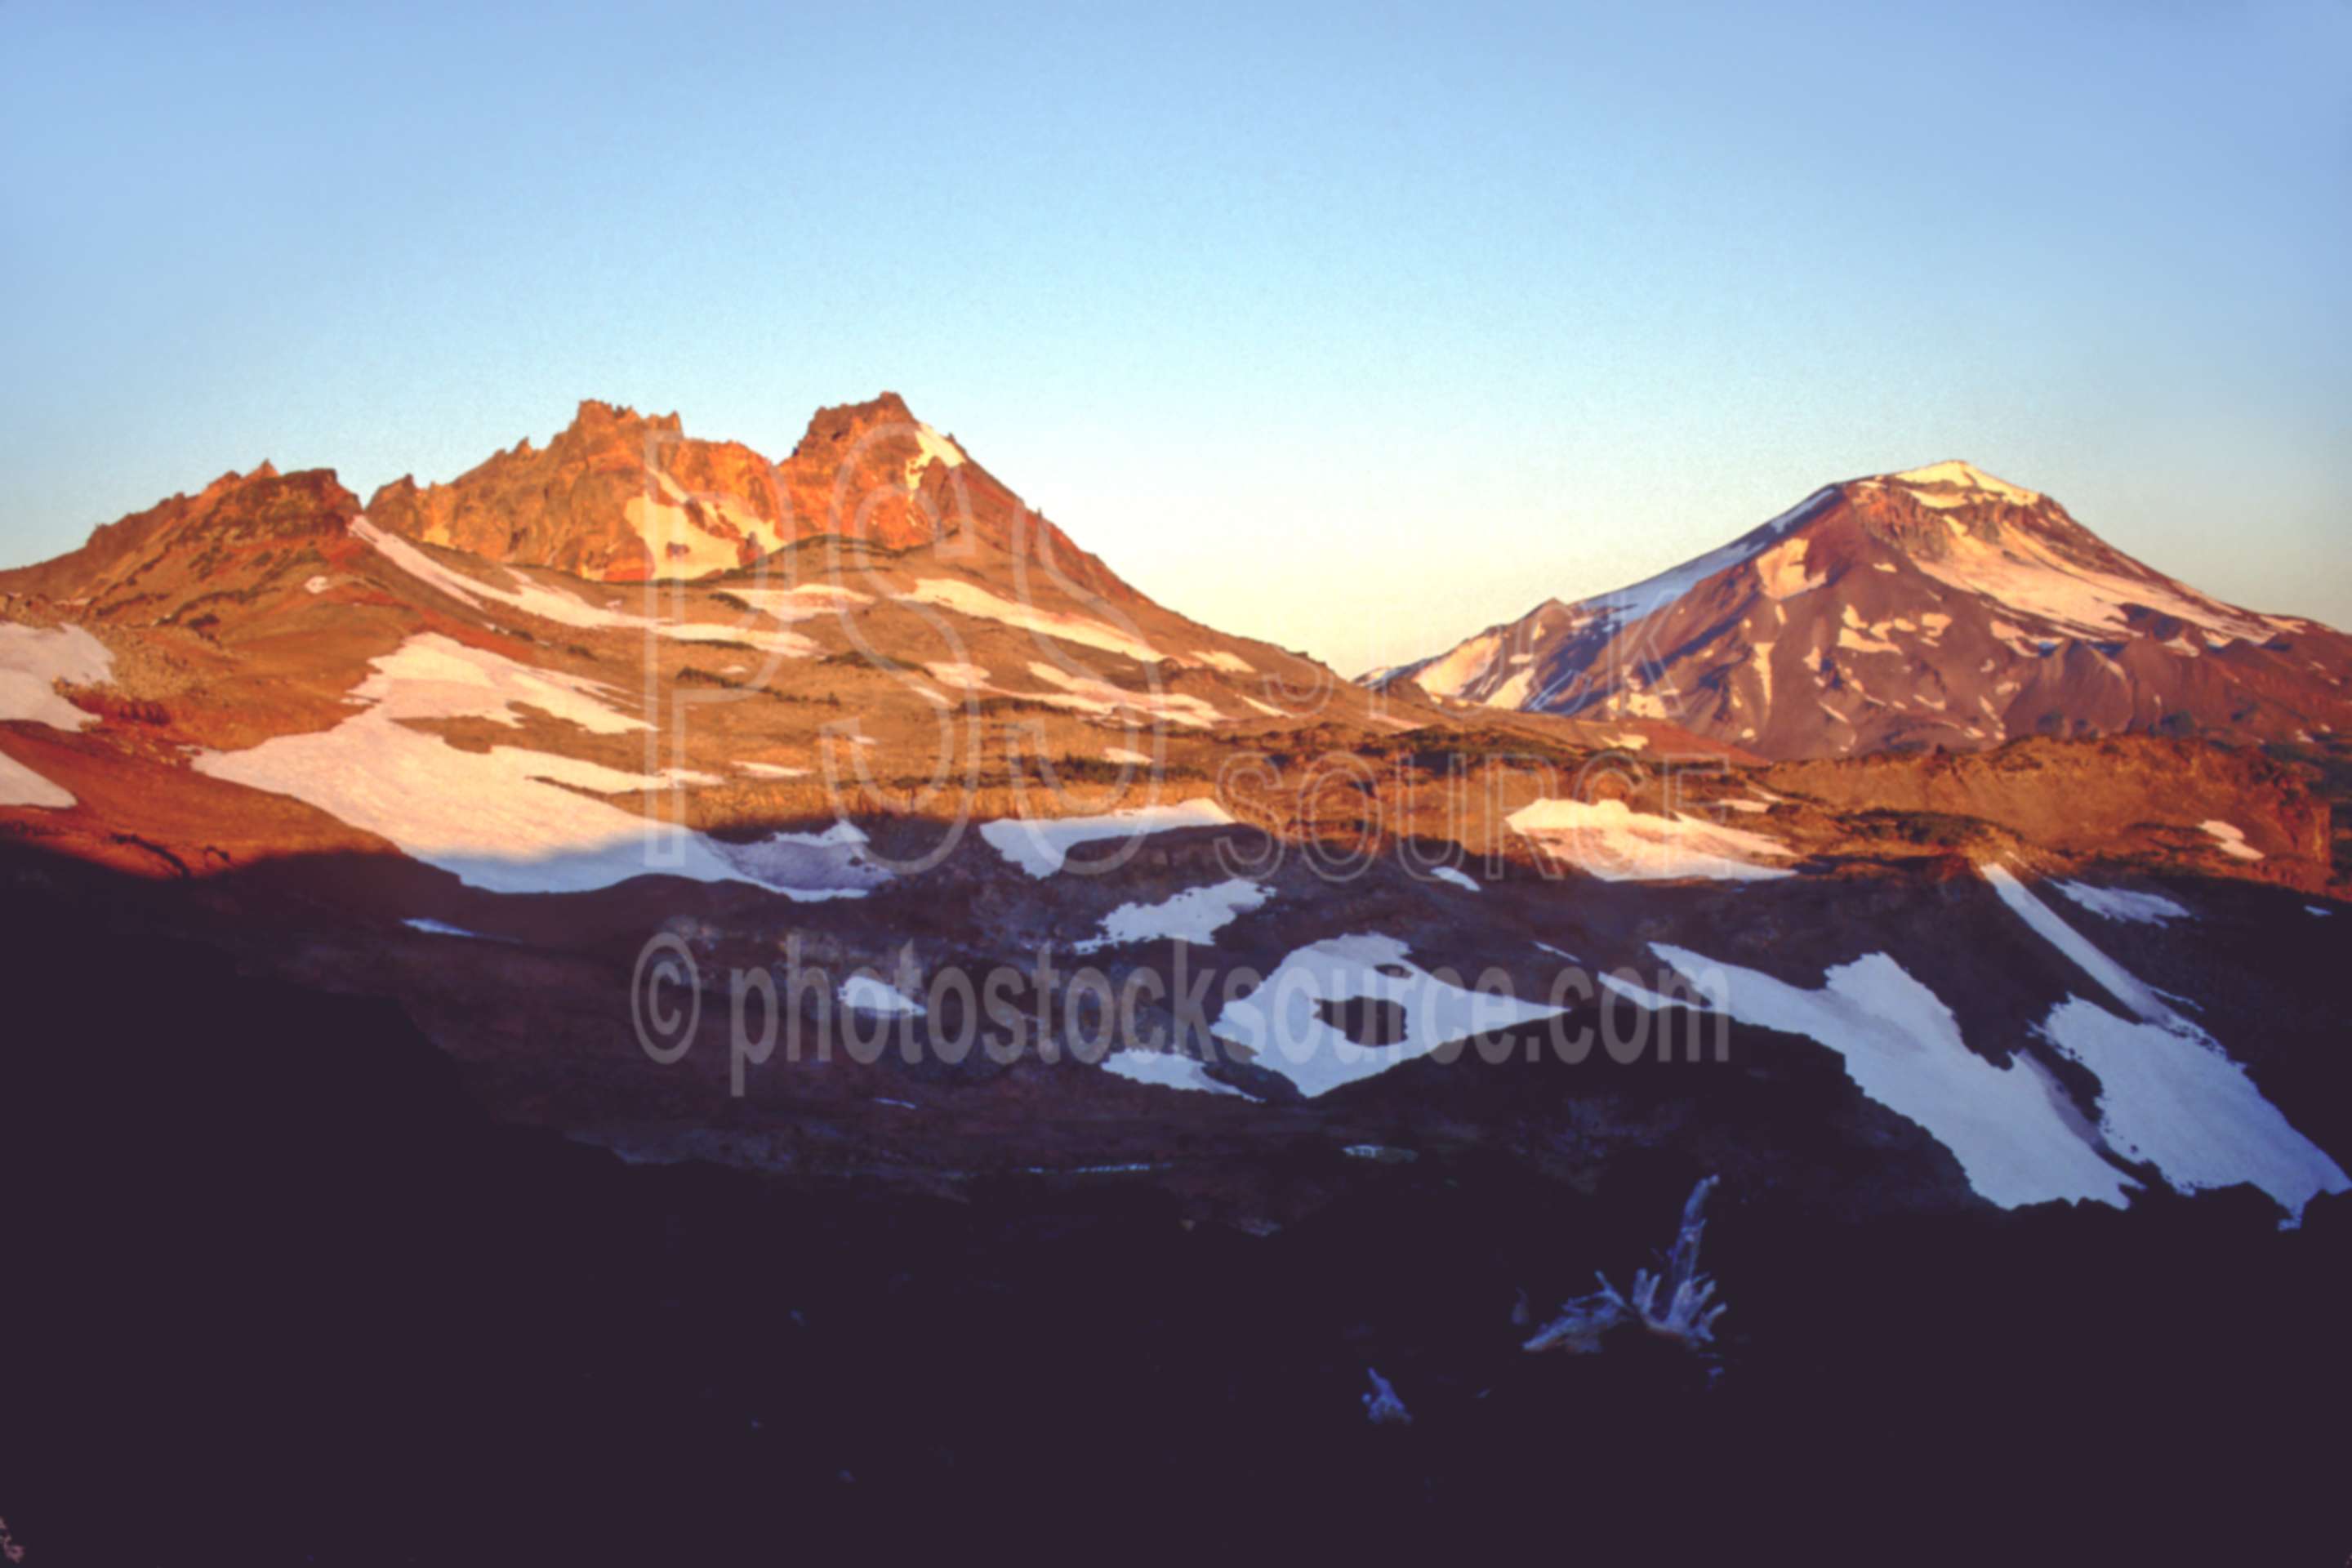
[3,1,2345,675]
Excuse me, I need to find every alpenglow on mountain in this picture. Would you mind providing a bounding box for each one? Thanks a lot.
[1369,461,2352,760]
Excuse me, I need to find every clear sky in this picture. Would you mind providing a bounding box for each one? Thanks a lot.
[3,1,2345,676]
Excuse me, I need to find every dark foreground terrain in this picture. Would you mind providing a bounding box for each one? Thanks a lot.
[2,911,2345,1566]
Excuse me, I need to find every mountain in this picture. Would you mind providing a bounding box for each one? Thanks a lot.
[1372,461,2352,759]
[364,394,1136,601]
[7,408,2350,1556]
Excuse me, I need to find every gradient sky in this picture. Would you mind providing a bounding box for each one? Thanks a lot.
[3,1,2345,676]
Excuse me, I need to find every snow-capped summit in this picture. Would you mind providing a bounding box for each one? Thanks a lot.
[1371,464,2351,758]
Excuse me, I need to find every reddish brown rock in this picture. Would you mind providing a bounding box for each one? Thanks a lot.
[365,394,1137,601]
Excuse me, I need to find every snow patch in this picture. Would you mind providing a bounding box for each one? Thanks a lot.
[2199,820,2263,862]
[1074,877,1271,953]
[1980,863,2180,1026]
[1891,460,2042,507]
[0,621,111,732]
[1099,1050,1251,1098]
[1192,648,1254,675]
[1507,798,1794,882]
[2038,999,2348,1227]
[1428,865,1480,893]
[190,634,884,898]
[1213,933,1565,1098]
[2054,881,2190,926]
[1650,944,2132,1210]
[902,578,1161,663]
[1753,537,1826,600]
[840,974,925,1016]
[979,798,1235,878]
[0,751,74,809]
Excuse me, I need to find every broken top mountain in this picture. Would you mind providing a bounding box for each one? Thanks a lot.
[367,393,1136,601]
[1373,461,2352,760]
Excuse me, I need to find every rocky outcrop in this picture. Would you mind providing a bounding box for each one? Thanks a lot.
[1763,734,2334,889]
[0,465,363,628]
[366,394,1137,600]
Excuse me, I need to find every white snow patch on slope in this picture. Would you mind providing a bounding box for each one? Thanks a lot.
[1192,648,1254,675]
[904,423,967,492]
[0,621,113,808]
[979,798,1235,879]
[358,517,827,657]
[190,634,884,897]
[2310,905,2333,919]
[1102,746,1153,765]
[1588,488,1833,624]
[403,918,506,941]
[737,761,811,779]
[1075,878,1271,953]
[0,621,111,731]
[1905,506,2273,644]
[357,518,648,630]
[1747,639,1776,708]
[1414,629,1504,701]
[661,620,818,658]
[1487,668,1537,708]
[902,578,1161,663]
[1891,460,2042,508]
[1980,863,2180,1026]
[1507,798,1794,882]
[1022,662,1223,728]
[2054,881,2191,927]
[1650,943,2133,1210]
[1753,538,1825,600]
[1099,1050,1251,1098]
[2036,998,2348,1226]
[1981,862,2345,1225]
[1428,865,1480,893]
[728,583,873,623]
[0,751,74,808]
[2199,820,2263,862]
[1213,933,1565,1098]
[840,974,926,1016]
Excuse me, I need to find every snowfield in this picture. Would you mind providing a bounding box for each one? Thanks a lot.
[978,799,1235,878]
[0,621,111,733]
[2036,998,2349,1227]
[1098,1049,1253,1098]
[1506,797,1794,881]
[1074,878,1271,953]
[840,974,926,1016]
[191,635,888,898]
[1643,944,2136,1210]
[0,621,116,808]
[2053,881,2191,926]
[359,516,847,658]
[1212,933,1566,1098]
[902,577,1162,663]
[1983,862,2348,1224]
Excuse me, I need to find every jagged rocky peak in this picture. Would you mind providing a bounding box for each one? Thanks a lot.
[359,391,1132,599]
